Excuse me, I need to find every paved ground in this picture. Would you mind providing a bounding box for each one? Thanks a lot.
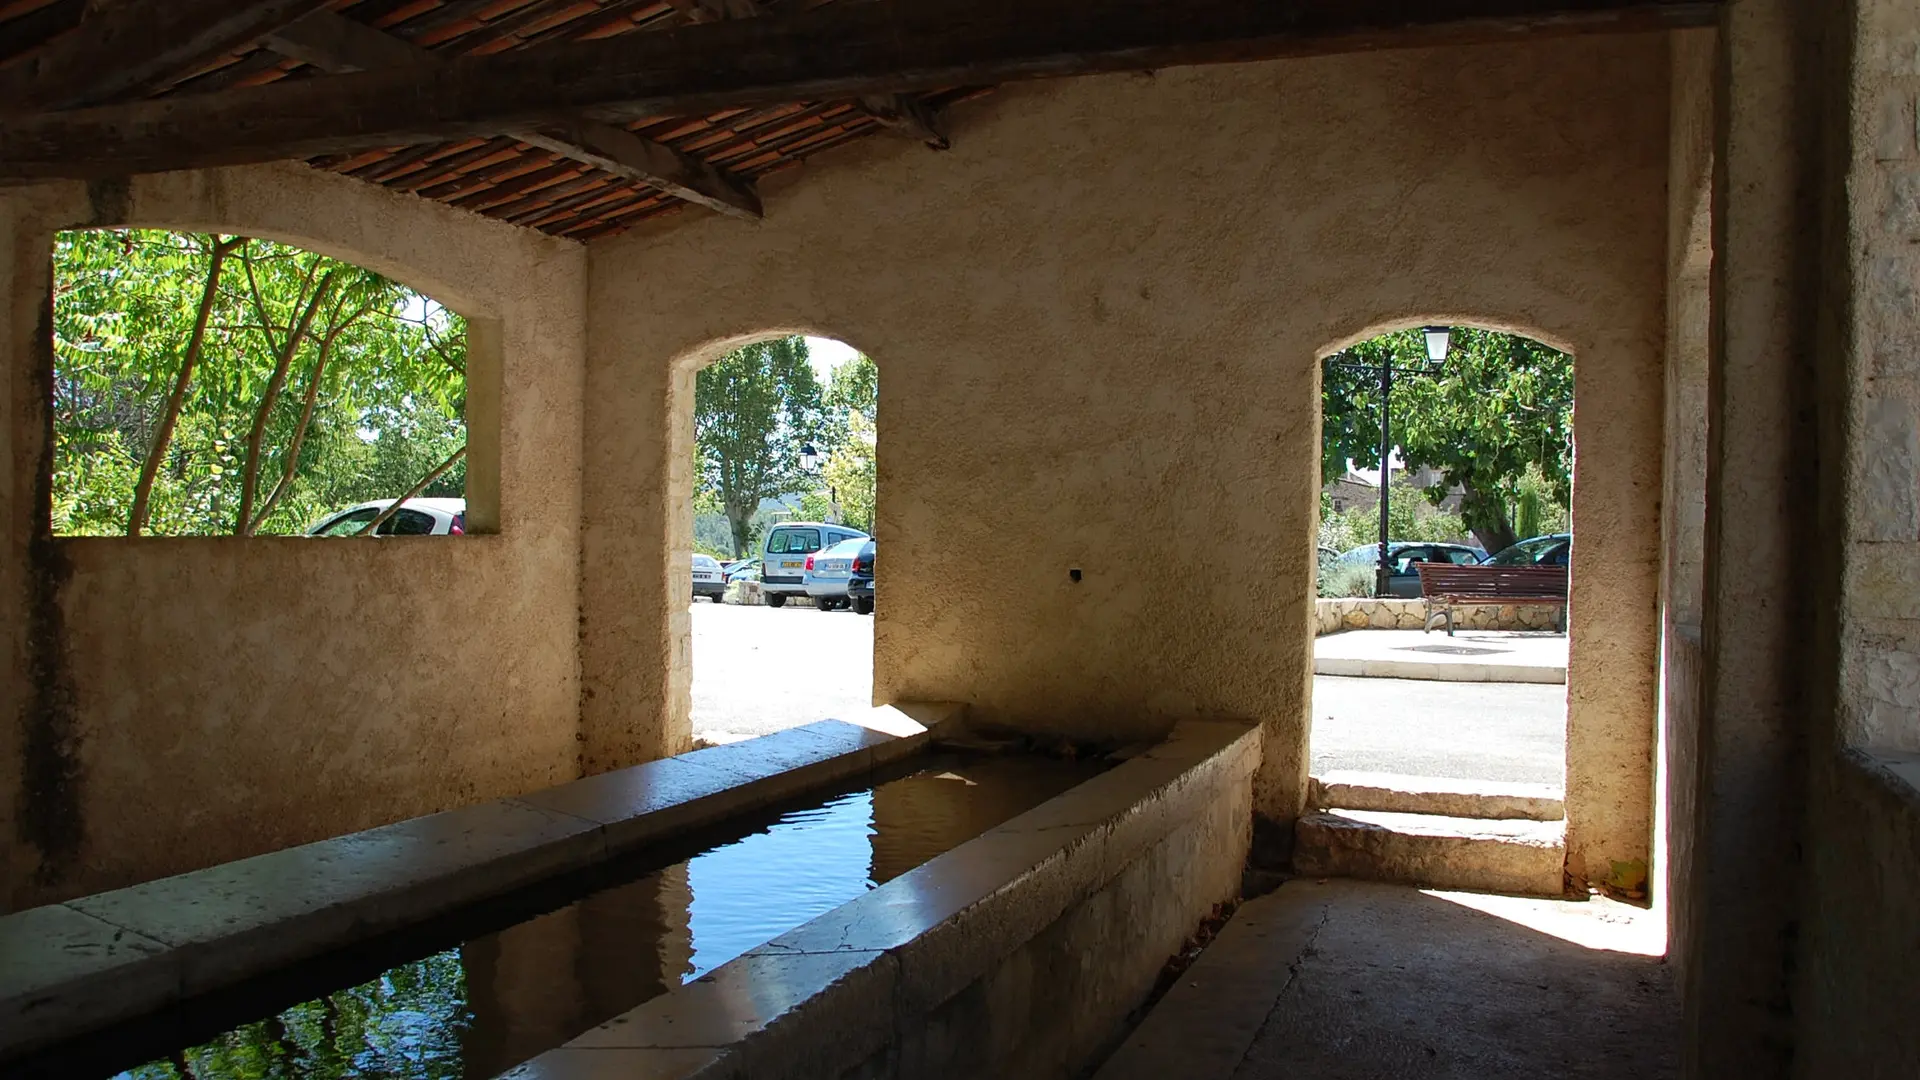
[690,606,1567,788]
[1310,675,1566,787]
[690,601,873,743]
[1095,878,1674,1080]
[1314,630,1568,683]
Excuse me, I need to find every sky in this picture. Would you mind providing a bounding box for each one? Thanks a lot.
[806,336,861,381]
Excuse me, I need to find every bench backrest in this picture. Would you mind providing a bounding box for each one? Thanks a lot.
[1414,561,1569,599]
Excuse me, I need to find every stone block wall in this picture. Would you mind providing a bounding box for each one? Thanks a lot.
[1312,598,1565,636]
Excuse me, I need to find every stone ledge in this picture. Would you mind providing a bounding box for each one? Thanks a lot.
[0,706,960,1062]
[500,718,1262,1080]
[1293,809,1565,897]
[1310,770,1565,821]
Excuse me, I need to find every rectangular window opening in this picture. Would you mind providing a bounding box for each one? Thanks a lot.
[49,228,494,538]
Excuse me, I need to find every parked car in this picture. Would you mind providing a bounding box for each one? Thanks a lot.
[692,553,726,602]
[803,537,868,611]
[1317,545,1341,571]
[725,558,762,583]
[846,540,875,615]
[306,497,466,536]
[1337,541,1483,598]
[761,521,869,607]
[1483,533,1572,567]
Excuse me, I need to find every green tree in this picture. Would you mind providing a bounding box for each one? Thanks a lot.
[825,353,878,429]
[1321,328,1572,554]
[52,229,467,537]
[693,337,825,556]
[797,411,877,532]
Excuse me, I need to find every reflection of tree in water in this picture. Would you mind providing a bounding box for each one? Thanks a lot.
[128,951,473,1080]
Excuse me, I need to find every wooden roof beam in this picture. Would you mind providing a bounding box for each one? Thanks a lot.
[673,0,951,149]
[0,0,1722,180]
[265,10,761,221]
[0,0,333,112]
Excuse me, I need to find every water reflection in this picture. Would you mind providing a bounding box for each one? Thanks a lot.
[115,754,1099,1080]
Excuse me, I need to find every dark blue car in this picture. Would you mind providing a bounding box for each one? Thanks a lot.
[846,540,875,615]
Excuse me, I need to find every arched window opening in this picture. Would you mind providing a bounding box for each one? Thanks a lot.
[686,335,878,744]
[51,229,474,538]
[1312,325,1574,849]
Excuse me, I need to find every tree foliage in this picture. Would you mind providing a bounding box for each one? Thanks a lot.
[1322,327,1573,554]
[131,949,471,1080]
[693,337,826,556]
[53,229,466,537]
[797,410,877,533]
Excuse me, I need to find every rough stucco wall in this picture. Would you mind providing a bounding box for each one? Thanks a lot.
[1,165,587,908]
[1685,1,1824,1074]
[1659,27,1715,985]
[581,36,1670,837]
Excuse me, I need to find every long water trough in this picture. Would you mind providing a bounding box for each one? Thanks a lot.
[3,707,1260,1080]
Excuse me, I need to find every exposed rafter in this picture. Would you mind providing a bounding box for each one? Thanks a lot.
[676,0,953,150]
[0,0,333,113]
[264,10,761,221]
[0,0,1721,180]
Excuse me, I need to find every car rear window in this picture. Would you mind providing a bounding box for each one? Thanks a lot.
[767,528,822,554]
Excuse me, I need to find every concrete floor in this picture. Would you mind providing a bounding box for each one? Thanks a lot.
[690,601,874,743]
[1310,676,1566,787]
[1313,630,1568,683]
[1095,879,1676,1080]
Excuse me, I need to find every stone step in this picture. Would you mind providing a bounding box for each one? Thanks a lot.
[1310,770,1564,821]
[1293,809,1565,896]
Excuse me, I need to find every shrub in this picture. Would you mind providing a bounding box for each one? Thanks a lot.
[1318,561,1376,599]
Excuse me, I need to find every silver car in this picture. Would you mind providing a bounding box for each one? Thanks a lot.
[761,521,868,608]
[692,554,726,602]
[803,537,867,612]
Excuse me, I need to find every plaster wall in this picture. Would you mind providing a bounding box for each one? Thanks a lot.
[1658,28,1715,988]
[0,165,588,909]
[581,35,1671,873]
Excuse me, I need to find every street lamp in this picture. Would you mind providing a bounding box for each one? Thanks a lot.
[1327,327,1453,597]
[797,442,838,523]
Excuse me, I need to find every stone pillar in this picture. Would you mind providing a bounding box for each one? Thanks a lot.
[577,303,697,773]
[1684,1,1825,1073]
[1839,0,1920,755]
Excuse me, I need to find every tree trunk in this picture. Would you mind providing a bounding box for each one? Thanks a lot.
[726,503,753,557]
[128,234,242,536]
[235,269,336,534]
[247,312,358,534]
[1461,485,1518,555]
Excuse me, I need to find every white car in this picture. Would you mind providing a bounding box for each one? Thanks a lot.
[760,521,869,608]
[306,497,466,536]
[692,554,726,602]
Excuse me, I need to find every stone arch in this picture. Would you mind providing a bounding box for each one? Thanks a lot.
[664,329,881,743]
[1311,311,1660,894]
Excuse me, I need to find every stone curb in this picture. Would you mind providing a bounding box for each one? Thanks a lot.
[500,718,1263,1080]
[0,705,965,1062]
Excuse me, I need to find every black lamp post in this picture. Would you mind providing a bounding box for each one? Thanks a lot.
[1328,327,1452,597]
[798,442,838,523]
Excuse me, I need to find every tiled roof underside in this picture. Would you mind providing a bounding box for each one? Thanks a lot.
[0,0,987,241]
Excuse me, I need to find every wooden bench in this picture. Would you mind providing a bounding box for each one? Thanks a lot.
[1414,562,1569,636]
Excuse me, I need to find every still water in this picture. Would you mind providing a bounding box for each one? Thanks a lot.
[111,754,1100,1080]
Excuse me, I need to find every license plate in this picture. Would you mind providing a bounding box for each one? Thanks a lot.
[782,560,802,569]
